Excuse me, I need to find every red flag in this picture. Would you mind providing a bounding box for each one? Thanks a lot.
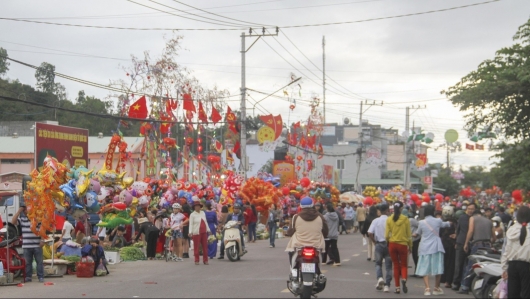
[229,123,238,134]
[160,116,172,134]
[466,143,475,150]
[233,141,241,159]
[318,143,323,159]
[290,132,297,145]
[273,114,283,139]
[225,106,237,124]
[260,114,274,128]
[182,93,196,112]
[198,101,208,123]
[210,106,222,125]
[476,144,484,150]
[293,121,301,130]
[128,96,148,119]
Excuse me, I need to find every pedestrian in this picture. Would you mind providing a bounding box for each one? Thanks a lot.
[245,203,258,243]
[181,203,192,259]
[337,203,346,234]
[154,210,167,255]
[352,204,359,233]
[74,218,87,244]
[11,205,45,283]
[267,204,281,248]
[189,199,211,265]
[497,206,512,227]
[219,205,229,225]
[458,206,493,294]
[135,217,160,260]
[414,205,451,296]
[96,214,107,242]
[362,205,378,262]
[323,203,341,266]
[61,219,74,243]
[439,209,456,288]
[369,204,392,293]
[81,238,109,276]
[407,208,421,277]
[170,203,187,261]
[343,202,354,234]
[110,226,128,248]
[452,203,475,291]
[357,203,367,232]
[385,201,412,294]
[501,205,530,298]
[204,202,218,259]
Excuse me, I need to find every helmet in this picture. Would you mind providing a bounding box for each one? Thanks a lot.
[442,205,455,220]
[172,203,181,209]
[233,204,241,209]
[300,197,314,209]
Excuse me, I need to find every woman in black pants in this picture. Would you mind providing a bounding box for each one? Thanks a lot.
[440,214,456,287]
[135,217,160,260]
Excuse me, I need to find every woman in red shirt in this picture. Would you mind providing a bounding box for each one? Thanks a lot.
[75,220,86,244]
[244,204,258,243]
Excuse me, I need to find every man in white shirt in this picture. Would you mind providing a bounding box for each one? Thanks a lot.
[368,204,392,293]
[61,219,74,243]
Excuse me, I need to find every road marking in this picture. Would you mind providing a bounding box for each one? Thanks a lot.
[352,254,360,257]
[281,288,290,293]
[343,259,350,262]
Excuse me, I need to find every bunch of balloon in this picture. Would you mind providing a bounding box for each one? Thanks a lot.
[197,137,203,161]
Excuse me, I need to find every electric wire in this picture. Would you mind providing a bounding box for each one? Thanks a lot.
[0,0,500,31]
[168,0,267,26]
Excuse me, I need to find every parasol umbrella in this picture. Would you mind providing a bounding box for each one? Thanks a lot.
[339,192,364,203]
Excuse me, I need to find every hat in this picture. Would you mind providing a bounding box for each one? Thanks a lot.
[137,217,149,224]
[192,195,200,202]
[300,197,314,209]
[156,211,165,218]
[233,204,241,209]
[491,216,502,223]
[192,200,203,208]
[172,203,181,209]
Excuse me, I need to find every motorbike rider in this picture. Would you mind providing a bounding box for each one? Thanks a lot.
[218,203,246,259]
[285,196,329,289]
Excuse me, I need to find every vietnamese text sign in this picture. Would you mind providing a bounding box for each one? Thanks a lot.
[35,123,89,169]
[273,160,295,186]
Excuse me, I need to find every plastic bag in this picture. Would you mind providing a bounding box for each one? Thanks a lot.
[363,237,367,246]
[493,279,507,299]
[95,263,107,276]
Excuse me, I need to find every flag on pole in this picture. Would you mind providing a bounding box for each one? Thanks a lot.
[210,106,222,125]
[127,96,148,119]
[476,144,484,150]
[182,93,196,112]
[465,143,475,150]
[198,101,208,123]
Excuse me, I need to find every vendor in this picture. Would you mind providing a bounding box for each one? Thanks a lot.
[81,238,109,276]
[110,226,129,248]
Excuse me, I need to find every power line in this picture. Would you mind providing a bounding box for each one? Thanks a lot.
[168,0,267,26]
[0,0,500,31]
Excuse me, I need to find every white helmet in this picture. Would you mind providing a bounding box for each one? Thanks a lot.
[172,203,181,209]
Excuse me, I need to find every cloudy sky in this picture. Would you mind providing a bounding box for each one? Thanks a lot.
[1,0,528,169]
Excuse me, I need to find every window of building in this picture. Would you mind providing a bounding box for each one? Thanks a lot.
[336,159,344,170]
[1,159,31,164]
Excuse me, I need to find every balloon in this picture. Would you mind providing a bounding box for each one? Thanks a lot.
[300,177,311,188]
[198,146,203,152]
[89,179,101,194]
[410,194,419,202]
[512,190,523,204]
[198,154,203,160]
[119,190,133,206]
[435,193,443,201]
[113,202,127,210]
[98,169,126,186]
[282,187,290,196]
[197,138,202,145]
[364,197,374,206]
[423,195,431,203]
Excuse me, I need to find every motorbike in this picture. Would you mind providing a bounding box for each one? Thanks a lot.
[468,253,502,299]
[0,227,25,278]
[287,246,327,299]
[223,220,246,262]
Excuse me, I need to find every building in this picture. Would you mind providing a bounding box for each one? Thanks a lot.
[279,120,428,191]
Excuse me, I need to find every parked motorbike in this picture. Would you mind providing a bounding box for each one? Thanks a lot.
[0,227,24,278]
[223,220,246,262]
[287,246,326,299]
[469,253,502,299]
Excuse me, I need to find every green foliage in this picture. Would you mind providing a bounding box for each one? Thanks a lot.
[433,170,461,197]
[35,62,56,94]
[461,166,493,189]
[490,141,530,191]
[443,18,530,140]
[0,47,9,76]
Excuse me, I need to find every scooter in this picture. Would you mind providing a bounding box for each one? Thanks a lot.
[287,246,327,299]
[469,254,502,299]
[0,227,25,279]
[223,221,246,262]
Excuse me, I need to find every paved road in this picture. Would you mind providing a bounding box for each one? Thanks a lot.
[1,232,469,298]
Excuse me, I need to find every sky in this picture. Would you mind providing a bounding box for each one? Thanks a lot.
[1,0,528,170]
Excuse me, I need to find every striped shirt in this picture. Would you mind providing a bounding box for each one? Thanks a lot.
[18,213,41,249]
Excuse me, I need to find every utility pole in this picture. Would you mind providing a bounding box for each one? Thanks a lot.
[240,27,279,180]
[355,100,383,193]
[322,36,326,124]
[404,105,426,190]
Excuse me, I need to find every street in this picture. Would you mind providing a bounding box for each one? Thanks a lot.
[2,232,468,298]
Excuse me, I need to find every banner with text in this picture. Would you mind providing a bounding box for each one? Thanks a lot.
[35,123,89,169]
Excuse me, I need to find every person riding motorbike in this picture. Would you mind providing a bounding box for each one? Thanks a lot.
[285,197,329,274]
[218,204,246,259]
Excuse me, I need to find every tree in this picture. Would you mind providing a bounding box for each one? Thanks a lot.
[35,62,56,94]
[461,166,493,189]
[433,170,461,197]
[490,141,530,191]
[0,47,9,76]
[442,18,530,140]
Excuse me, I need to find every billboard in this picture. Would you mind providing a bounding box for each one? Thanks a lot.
[35,123,89,169]
[273,160,295,186]
[323,165,333,184]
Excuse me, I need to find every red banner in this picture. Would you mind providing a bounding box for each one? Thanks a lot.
[323,165,333,183]
[35,123,89,169]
